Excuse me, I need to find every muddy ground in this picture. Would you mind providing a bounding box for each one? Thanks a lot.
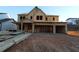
[5,33,79,52]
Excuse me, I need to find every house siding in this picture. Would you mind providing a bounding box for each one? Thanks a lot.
[1,20,17,31]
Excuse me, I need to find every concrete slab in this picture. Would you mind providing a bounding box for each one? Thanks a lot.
[0,33,32,52]
[11,33,32,44]
[0,39,14,52]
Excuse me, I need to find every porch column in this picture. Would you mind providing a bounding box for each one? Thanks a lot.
[53,25,56,34]
[65,24,68,33]
[21,22,23,32]
[32,23,34,33]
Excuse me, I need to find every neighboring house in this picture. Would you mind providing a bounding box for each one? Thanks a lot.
[66,18,79,31]
[0,13,17,31]
[66,18,79,25]
[16,6,67,34]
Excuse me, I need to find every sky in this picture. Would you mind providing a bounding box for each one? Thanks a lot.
[0,6,79,22]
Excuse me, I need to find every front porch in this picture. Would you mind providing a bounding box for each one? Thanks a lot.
[18,23,32,32]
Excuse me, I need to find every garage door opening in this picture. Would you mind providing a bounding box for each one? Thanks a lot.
[56,26,65,33]
[35,25,53,33]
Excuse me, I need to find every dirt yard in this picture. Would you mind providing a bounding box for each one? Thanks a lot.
[5,33,79,52]
[67,31,79,37]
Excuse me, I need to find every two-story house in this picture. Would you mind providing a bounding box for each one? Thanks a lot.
[16,6,67,34]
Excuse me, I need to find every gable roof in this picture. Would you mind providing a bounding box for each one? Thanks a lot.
[18,6,46,16]
[0,18,16,23]
[28,6,46,15]
[18,6,60,17]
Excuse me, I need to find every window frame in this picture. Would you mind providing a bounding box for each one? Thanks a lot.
[30,16,32,19]
[23,16,25,19]
[53,17,55,21]
[36,16,40,20]
[46,17,47,21]
[20,16,22,19]
[40,16,43,20]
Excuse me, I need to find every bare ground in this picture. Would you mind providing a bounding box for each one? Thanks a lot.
[5,33,79,52]
[67,31,79,37]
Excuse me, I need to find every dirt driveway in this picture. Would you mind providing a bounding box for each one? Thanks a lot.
[5,33,79,52]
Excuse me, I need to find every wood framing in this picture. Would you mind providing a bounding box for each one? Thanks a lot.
[16,6,67,34]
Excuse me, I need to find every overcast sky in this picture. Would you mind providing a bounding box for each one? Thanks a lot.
[0,6,79,21]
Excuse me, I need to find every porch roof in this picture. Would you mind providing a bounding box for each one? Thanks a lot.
[13,21,67,25]
[13,22,32,24]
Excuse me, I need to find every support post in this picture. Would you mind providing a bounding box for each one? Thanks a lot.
[21,22,23,32]
[32,23,34,33]
[65,24,68,33]
[17,24,19,31]
[53,25,56,34]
